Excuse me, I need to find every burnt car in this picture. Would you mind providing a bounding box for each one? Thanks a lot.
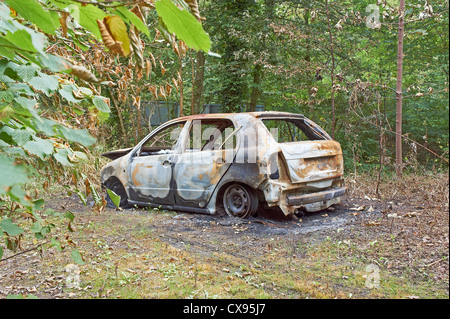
[100,112,346,218]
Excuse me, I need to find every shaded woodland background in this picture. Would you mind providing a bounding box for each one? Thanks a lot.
[103,0,449,174]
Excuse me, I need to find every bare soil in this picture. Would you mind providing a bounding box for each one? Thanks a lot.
[1,173,448,299]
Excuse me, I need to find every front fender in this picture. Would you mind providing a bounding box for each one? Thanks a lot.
[100,155,129,189]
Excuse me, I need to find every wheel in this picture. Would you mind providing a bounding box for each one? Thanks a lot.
[223,183,258,218]
[105,178,129,208]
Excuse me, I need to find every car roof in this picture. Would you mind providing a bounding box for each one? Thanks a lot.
[173,111,305,122]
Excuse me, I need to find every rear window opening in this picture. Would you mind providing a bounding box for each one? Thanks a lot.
[261,118,330,143]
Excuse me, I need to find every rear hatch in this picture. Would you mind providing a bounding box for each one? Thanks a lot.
[279,140,343,183]
[258,115,343,184]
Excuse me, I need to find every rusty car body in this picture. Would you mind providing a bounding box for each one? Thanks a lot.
[100,112,346,218]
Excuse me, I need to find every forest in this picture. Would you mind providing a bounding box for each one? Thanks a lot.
[0,0,448,300]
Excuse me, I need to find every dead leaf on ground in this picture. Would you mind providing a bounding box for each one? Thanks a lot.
[350,205,366,211]
[366,220,381,226]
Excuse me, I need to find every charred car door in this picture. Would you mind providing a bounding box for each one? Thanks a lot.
[127,121,186,205]
[173,119,239,208]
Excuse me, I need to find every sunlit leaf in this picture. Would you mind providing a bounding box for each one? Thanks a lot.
[54,148,72,166]
[10,128,32,146]
[155,0,211,52]
[71,3,107,40]
[105,15,131,56]
[28,73,59,95]
[57,125,96,147]
[92,96,110,113]
[5,0,58,34]
[114,6,149,37]
[16,64,37,81]
[22,136,54,159]
[106,188,121,209]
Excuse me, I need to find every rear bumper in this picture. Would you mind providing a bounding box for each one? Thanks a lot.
[286,187,347,206]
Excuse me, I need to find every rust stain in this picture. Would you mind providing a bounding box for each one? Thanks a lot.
[132,163,145,186]
[209,160,221,185]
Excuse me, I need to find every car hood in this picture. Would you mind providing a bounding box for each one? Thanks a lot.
[101,147,133,160]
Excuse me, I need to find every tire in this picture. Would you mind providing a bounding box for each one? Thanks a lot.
[222,183,258,218]
[105,178,129,209]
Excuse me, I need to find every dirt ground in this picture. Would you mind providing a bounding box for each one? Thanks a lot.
[0,173,448,299]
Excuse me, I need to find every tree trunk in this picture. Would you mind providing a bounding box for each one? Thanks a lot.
[108,88,128,147]
[192,50,205,115]
[325,0,336,139]
[179,55,184,117]
[249,64,262,112]
[395,0,406,177]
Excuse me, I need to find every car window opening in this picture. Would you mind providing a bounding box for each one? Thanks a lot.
[261,118,330,143]
[186,119,237,152]
[138,122,185,156]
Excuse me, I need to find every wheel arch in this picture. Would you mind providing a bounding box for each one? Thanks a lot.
[103,176,128,198]
[214,181,260,218]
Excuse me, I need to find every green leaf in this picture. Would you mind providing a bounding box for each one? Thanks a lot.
[54,148,72,166]
[5,0,58,34]
[3,146,27,158]
[9,82,35,95]
[3,29,37,53]
[64,211,75,222]
[33,117,57,137]
[0,246,3,259]
[59,85,83,103]
[10,128,33,146]
[28,73,59,95]
[50,238,64,252]
[90,184,101,205]
[0,40,17,60]
[114,6,150,37]
[16,64,37,81]
[71,249,86,265]
[72,151,88,162]
[37,53,72,73]
[0,218,24,236]
[92,96,110,113]
[30,221,42,233]
[8,184,30,205]
[155,0,211,52]
[106,188,121,209]
[0,90,14,103]
[71,3,107,40]
[73,188,87,206]
[6,294,24,299]
[0,155,29,188]
[57,125,96,147]
[23,137,54,159]
[15,96,38,111]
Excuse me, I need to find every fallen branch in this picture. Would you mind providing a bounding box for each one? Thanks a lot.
[426,259,445,268]
[0,241,49,264]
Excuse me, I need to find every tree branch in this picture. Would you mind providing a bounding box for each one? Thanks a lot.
[0,241,49,264]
